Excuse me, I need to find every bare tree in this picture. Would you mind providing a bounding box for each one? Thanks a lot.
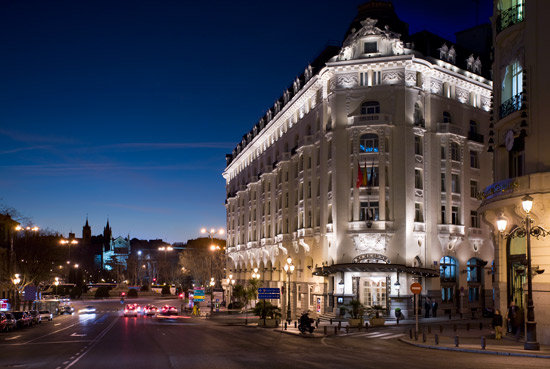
[178,237,226,288]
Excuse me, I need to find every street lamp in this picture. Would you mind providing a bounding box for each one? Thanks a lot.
[60,238,78,271]
[158,246,174,262]
[497,194,548,351]
[283,257,295,324]
[202,227,224,314]
[12,274,21,310]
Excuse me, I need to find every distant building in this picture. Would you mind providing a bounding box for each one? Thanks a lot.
[0,214,19,302]
[224,1,493,319]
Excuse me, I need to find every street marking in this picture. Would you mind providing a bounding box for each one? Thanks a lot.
[55,323,61,326]
[70,333,87,337]
[6,335,21,340]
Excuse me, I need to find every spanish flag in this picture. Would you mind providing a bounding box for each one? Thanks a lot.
[356,161,363,188]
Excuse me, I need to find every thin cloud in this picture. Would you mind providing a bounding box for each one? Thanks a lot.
[0,128,77,144]
[0,145,53,154]
[0,163,214,173]
[96,142,235,151]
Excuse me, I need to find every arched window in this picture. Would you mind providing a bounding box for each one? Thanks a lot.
[440,256,457,282]
[443,111,452,123]
[361,101,380,115]
[467,258,483,283]
[359,133,379,153]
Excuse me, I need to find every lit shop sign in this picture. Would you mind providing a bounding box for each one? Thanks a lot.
[360,145,379,153]
[480,179,518,200]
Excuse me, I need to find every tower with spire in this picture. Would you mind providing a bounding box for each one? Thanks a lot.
[82,216,91,244]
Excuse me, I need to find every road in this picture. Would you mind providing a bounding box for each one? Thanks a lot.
[0,298,547,369]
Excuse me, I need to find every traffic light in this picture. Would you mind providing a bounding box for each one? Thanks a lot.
[121,292,126,297]
[179,293,183,300]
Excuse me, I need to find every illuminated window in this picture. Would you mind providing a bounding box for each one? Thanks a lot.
[359,133,379,153]
[440,256,458,282]
[360,202,379,221]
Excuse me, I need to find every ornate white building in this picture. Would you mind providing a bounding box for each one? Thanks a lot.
[224,2,493,320]
[480,0,550,345]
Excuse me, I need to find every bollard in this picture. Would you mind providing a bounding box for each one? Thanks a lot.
[330,318,333,325]
[338,321,342,330]
[467,323,470,331]
[294,321,297,328]
[428,326,431,334]
[481,336,486,350]
[365,322,369,331]
[334,326,338,335]
[409,329,413,339]
[435,334,439,345]
[480,322,483,330]
[453,324,457,332]
[454,335,459,347]
[324,326,327,335]
[440,325,443,333]
[284,322,287,330]
[422,332,426,343]
[346,326,349,334]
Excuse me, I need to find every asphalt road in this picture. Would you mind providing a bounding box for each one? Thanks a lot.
[0,298,547,369]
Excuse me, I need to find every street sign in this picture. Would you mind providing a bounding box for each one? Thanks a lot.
[258,287,280,300]
[410,282,422,295]
[193,288,205,301]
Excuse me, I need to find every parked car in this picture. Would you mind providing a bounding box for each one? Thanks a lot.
[60,305,74,315]
[39,310,53,321]
[28,310,42,324]
[0,312,6,332]
[11,312,31,328]
[4,313,16,332]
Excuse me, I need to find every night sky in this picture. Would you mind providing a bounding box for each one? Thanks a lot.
[0,0,492,243]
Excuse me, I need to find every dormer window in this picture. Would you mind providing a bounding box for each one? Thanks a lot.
[364,41,377,54]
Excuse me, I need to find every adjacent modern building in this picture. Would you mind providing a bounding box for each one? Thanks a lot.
[479,0,550,345]
[224,1,493,320]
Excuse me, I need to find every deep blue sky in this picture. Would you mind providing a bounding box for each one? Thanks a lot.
[0,0,492,243]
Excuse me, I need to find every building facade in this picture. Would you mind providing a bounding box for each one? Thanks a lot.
[479,0,550,345]
[224,2,493,320]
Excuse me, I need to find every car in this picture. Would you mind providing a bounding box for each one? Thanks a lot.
[4,313,16,332]
[123,305,138,317]
[160,305,178,316]
[39,310,53,321]
[60,305,74,315]
[0,312,6,332]
[11,312,31,328]
[78,306,97,314]
[143,305,158,316]
[28,310,42,324]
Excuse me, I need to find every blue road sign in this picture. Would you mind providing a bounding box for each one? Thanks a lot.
[258,288,280,300]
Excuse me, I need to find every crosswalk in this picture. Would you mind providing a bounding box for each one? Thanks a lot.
[347,331,405,340]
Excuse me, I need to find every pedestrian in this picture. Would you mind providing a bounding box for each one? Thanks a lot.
[492,309,503,339]
[424,298,431,318]
[506,301,518,335]
[432,300,438,318]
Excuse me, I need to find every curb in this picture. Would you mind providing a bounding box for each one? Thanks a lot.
[399,338,550,358]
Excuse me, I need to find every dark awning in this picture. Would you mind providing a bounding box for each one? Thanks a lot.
[312,263,440,278]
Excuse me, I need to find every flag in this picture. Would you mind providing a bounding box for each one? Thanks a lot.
[368,158,375,187]
[363,159,367,186]
[356,161,363,188]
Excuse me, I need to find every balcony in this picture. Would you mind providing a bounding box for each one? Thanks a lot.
[299,135,314,147]
[497,3,525,34]
[437,123,465,136]
[349,113,392,126]
[499,92,523,119]
[467,131,484,144]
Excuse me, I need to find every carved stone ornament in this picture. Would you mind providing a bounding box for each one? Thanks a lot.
[405,72,417,84]
[337,73,358,88]
[352,233,389,253]
[430,80,442,94]
[352,253,390,264]
[456,88,468,103]
[382,71,404,83]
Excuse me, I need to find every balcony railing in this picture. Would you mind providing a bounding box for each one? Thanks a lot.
[437,123,465,136]
[497,3,525,34]
[499,92,523,119]
[467,131,484,144]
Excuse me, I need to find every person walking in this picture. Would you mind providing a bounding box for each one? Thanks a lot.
[424,298,431,318]
[506,301,518,335]
[492,309,503,340]
[432,300,438,318]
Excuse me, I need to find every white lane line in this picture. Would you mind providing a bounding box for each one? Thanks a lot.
[70,333,87,337]
[23,315,100,344]
[64,315,119,369]
[55,323,61,326]
[380,334,405,340]
[5,335,21,340]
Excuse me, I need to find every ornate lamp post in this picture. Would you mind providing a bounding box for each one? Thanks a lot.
[202,227,224,314]
[283,257,295,324]
[497,194,548,351]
